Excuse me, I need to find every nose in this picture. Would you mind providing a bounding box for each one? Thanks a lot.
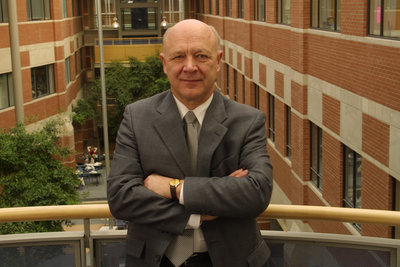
[183,56,197,72]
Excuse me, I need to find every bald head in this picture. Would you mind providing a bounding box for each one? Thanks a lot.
[162,19,221,53]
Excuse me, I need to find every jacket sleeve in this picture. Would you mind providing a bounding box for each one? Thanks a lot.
[107,105,190,234]
[182,111,273,218]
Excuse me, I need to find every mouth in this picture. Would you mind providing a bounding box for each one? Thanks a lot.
[181,79,201,82]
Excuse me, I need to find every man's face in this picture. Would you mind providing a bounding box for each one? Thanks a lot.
[160,21,223,109]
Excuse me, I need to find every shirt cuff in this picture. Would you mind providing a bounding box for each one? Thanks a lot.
[179,181,201,229]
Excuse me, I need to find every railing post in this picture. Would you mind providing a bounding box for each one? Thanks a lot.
[83,218,93,267]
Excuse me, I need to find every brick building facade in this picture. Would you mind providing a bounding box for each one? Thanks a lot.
[199,0,400,238]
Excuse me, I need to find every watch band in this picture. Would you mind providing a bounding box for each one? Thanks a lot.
[169,179,180,200]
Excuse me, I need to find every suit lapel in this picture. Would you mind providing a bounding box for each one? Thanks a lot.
[153,92,192,176]
[197,92,228,177]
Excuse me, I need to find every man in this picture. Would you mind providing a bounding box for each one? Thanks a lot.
[107,19,273,267]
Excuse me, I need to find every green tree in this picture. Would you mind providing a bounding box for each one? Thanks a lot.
[0,120,80,234]
[72,54,169,138]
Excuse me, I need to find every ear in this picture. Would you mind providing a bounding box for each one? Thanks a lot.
[216,50,223,72]
[159,53,168,74]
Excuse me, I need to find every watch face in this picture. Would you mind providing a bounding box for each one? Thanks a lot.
[170,179,179,187]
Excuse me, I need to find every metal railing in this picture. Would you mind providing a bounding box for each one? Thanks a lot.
[2,204,400,225]
[95,37,163,46]
[1,204,400,267]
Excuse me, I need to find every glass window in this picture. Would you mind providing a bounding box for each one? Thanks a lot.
[65,57,71,85]
[226,65,230,96]
[31,65,55,99]
[238,0,244,18]
[226,0,232,16]
[310,123,322,189]
[27,0,51,21]
[277,0,291,25]
[268,93,275,142]
[62,0,68,18]
[343,145,362,230]
[0,73,14,109]
[311,0,341,31]
[163,0,184,24]
[254,0,265,21]
[122,8,157,30]
[233,69,238,101]
[394,177,400,239]
[286,105,291,159]
[209,0,212,14]
[216,0,219,15]
[369,0,400,38]
[0,0,8,23]
[120,0,158,2]
[254,84,260,109]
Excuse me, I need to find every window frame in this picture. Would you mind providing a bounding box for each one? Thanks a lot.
[238,0,244,18]
[26,0,51,21]
[268,93,275,142]
[254,83,260,109]
[62,0,68,18]
[0,72,14,110]
[368,0,400,39]
[343,145,362,230]
[226,65,230,96]
[254,0,265,21]
[121,7,157,30]
[277,0,291,25]
[31,64,55,99]
[233,69,238,101]
[65,57,71,85]
[0,0,8,23]
[226,0,232,17]
[393,177,400,239]
[310,123,322,189]
[311,0,341,32]
[286,105,291,159]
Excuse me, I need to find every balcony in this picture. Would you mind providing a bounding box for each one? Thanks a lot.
[1,204,400,266]
[94,37,163,65]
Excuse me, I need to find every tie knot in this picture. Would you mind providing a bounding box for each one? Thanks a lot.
[184,111,197,124]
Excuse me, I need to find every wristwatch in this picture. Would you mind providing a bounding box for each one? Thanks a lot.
[169,179,181,200]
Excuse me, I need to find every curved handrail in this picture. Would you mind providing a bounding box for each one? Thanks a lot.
[1,204,400,226]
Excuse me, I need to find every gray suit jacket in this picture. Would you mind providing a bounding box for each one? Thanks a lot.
[107,90,273,267]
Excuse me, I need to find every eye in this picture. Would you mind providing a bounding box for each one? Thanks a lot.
[197,54,209,60]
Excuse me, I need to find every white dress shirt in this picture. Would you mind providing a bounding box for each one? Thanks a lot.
[172,93,214,252]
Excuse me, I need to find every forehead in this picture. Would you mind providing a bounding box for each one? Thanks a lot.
[164,25,216,53]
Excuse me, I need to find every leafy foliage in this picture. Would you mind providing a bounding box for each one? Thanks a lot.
[72,55,169,137]
[0,121,80,234]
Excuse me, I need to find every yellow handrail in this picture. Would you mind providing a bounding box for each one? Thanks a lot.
[0,204,399,226]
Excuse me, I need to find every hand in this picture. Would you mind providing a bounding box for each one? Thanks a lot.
[144,174,177,199]
[229,168,248,178]
[200,214,218,221]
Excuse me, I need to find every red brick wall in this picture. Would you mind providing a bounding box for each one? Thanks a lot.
[291,115,310,181]
[204,0,397,239]
[362,159,392,238]
[291,0,310,29]
[322,94,341,136]
[291,81,307,115]
[275,71,284,98]
[362,114,390,167]
[269,146,304,205]
[308,34,400,112]
[322,131,343,207]
[259,63,266,87]
[341,0,368,36]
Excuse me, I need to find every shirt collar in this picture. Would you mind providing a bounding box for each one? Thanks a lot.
[173,93,214,126]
